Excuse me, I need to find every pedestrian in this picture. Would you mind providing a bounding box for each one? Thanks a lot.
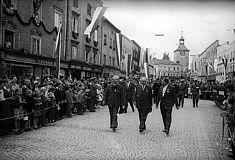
[134,77,153,133]
[123,77,135,113]
[65,85,73,118]
[178,79,188,108]
[156,78,179,135]
[88,77,97,112]
[191,80,200,108]
[103,75,124,132]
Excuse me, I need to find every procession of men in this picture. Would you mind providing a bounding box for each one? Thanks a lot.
[103,75,195,136]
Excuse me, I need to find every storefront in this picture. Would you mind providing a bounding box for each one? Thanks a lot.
[0,48,68,79]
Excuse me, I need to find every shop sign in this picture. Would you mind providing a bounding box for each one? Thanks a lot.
[93,68,102,72]
[83,67,92,71]
[71,65,82,70]
[5,54,54,66]
[60,63,69,68]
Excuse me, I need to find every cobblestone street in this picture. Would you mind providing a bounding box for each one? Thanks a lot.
[0,98,231,160]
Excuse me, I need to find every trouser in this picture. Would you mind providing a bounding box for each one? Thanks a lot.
[178,94,185,107]
[76,102,84,115]
[137,109,149,130]
[108,105,119,128]
[124,98,135,112]
[89,98,96,111]
[48,106,55,122]
[160,105,172,132]
[60,103,66,118]
[66,102,72,117]
[192,94,199,107]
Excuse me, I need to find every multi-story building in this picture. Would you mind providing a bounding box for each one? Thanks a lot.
[121,33,133,77]
[68,0,104,79]
[216,40,235,82]
[101,17,120,79]
[191,54,200,80]
[131,40,141,76]
[153,53,183,79]
[174,33,190,76]
[198,40,219,82]
[0,0,67,78]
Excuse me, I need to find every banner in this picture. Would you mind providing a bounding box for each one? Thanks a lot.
[84,7,107,35]
[55,22,62,78]
[116,33,121,67]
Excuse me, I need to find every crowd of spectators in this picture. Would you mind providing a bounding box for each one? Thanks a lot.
[0,75,108,136]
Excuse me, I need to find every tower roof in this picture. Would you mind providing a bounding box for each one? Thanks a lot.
[174,31,190,52]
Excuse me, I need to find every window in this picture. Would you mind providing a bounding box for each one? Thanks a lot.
[104,34,107,45]
[176,61,179,64]
[112,57,115,66]
[85,50,89,62]
[54,10,62,29]
[110,38,112,48]
[93,54,96,64]
[103,55,106,65]
[113,40,116,50]
[87,3,91,16]
[31,37,41,55]
[73,0,78,7]
[174,67,175,70]
[4,29,14,49]
[109,57,112,66]
[72,17,79,33]
[72,45,78,60]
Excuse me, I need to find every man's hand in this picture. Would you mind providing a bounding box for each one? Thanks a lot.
[133,101,136,106]
[176,105,180,110]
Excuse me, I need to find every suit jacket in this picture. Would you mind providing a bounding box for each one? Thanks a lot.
[89,83,97,98]
[178,83,188,95]
[104,83,124,107]
[134,84,152,109]
[156,84,178,109]
[124,82,135,101]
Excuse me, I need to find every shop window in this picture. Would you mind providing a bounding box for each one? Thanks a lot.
[72,45,78,60]
[87,3,91,16]
[73,0,78,7]
[54,10,62,29]
[31,36,41,55]
[4,29,14,49]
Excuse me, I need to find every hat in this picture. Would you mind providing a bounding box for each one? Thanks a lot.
[112,75,120,80]
[34,81,39,84]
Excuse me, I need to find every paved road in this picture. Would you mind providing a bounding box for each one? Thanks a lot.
[0,98,231,160]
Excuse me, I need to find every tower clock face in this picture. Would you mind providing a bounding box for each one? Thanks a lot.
[180,51,185,56]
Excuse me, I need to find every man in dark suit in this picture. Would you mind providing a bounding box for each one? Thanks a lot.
[134,77,153,133]
[123,77,135,113]
[88,77,97,112]
[191,80,200,108]
[178,79,188,108]
[103,75,124,132]
[152,79,161,104]
[156,78,179,135]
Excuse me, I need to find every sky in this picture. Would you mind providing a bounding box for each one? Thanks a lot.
[102,0,235,62]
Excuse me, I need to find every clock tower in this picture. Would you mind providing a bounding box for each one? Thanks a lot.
[174,31,190,76]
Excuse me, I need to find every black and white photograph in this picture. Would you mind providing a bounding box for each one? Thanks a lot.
[0,0,235,159]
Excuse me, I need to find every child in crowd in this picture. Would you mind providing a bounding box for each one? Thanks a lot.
[47,87,56,123]
[96,84,104,109]
[13,88,24,135]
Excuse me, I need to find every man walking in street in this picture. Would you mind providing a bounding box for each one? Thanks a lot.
[156,78,179,135]
[191,80,200,108]
[134,77,153,133]
[123,77,135,113]
[178,79,188,108]
[103,75,124,132]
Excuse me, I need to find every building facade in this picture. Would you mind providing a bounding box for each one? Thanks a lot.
[0,0,67,79]
[174,34,190,76]
[153,53,183,79]
[131,40,141,75]
[216,40,235,82]
[198,40,219,82]
[101,17,120,79]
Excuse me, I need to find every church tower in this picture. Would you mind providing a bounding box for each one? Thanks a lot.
[174,31,190,75]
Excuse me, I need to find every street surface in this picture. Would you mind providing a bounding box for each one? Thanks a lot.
[0,98,231,160]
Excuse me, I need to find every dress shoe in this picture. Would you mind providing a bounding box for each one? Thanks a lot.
[112,128,116,132]
[139,129,144,133]
[165,130,169,135]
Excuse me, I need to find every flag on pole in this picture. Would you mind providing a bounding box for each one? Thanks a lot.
[116,33,121,67]
[55,22,62,79]
[84,7,107,35]
[144,48,149,79]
